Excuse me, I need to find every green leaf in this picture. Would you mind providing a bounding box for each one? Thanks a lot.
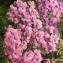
[48,11,53,20]
[0,57,10,63]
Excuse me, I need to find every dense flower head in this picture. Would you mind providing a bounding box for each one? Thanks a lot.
[19,25,32,43]
[32,30,59,52]
[4,26,29,62]
[21,49,42,63]
[37,0,63,23]
[7,0,42,31]
[35,0,61,52]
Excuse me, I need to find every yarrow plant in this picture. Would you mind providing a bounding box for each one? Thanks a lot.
[4,0,63,63]
[36,0,63,52]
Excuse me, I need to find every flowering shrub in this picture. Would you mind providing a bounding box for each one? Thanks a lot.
[3,0,63,63]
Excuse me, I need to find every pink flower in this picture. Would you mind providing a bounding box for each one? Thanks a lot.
[4,26,27,62]
[22,49,42,63]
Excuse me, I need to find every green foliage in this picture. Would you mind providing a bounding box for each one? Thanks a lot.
[58,14,63,39]
[0,56,9,63]
[48,11,53,20]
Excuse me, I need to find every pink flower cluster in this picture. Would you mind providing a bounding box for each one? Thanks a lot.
[35,0,62,52]
[7,0,42,30]
[37,0,63,23]
[21,49,42,63]
[4,0,63,63]
[4,0,42,63]
[4,26,26,62]
[32,30,59,52]
[4,26,42,63]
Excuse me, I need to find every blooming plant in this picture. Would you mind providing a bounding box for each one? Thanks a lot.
[3,0,63,63]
